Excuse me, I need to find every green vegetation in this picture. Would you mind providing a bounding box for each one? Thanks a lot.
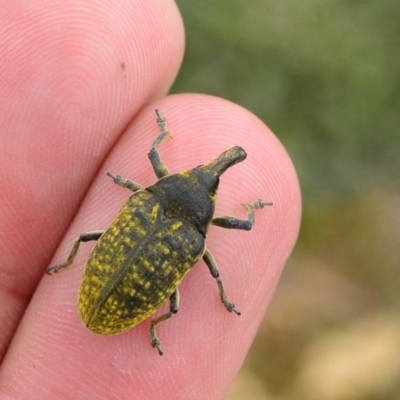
[173,0,400,197]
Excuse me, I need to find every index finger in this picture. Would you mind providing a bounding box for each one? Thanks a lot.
[0,95,301,399]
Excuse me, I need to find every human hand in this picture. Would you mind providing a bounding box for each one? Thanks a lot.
[0,1,300,399]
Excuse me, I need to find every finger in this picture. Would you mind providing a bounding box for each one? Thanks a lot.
[0,0,184,358]
[0,94,301,398]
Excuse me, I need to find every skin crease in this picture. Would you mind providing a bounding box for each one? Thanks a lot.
[0,1,301,399]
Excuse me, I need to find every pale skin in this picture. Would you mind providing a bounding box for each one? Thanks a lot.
[46,111,273,355]
[0,1,301,399]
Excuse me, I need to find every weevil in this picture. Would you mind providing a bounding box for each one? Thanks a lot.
[46,110,272,355]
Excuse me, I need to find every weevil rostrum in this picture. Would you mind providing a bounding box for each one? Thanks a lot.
[46,110,273,355]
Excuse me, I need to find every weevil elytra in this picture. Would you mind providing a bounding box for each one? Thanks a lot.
[46,110,272,355]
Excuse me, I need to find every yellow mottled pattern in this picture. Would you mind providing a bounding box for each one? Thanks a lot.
[78,190,205,335]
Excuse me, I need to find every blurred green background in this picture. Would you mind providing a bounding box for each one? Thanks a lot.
[172,1,400,399]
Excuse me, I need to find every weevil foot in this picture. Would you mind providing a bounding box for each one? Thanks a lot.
[106,173,144,192]
[150,324,164,356]
[222,299,241,316]
[243,199,273,210]
[151,337,164,356]
[46,262,67,275]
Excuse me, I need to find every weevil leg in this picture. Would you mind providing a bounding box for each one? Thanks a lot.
[203,249,241,316]
[46,230,104,275]
[149,289,180,356]
[106,172,145,192]
[212,199,273,230]
[148,109,172,179]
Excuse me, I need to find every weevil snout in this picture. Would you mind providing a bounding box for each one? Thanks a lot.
[200,146,247,178]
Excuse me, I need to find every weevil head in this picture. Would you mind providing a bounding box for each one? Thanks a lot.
[147,146,247,236]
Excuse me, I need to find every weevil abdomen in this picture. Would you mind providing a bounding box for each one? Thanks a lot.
[78,190,205,334]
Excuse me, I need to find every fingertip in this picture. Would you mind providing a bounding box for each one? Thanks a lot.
[141,93,301,252]
[1,93,300,400]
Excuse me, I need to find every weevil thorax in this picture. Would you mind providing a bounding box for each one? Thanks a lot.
[147,146,247,236]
